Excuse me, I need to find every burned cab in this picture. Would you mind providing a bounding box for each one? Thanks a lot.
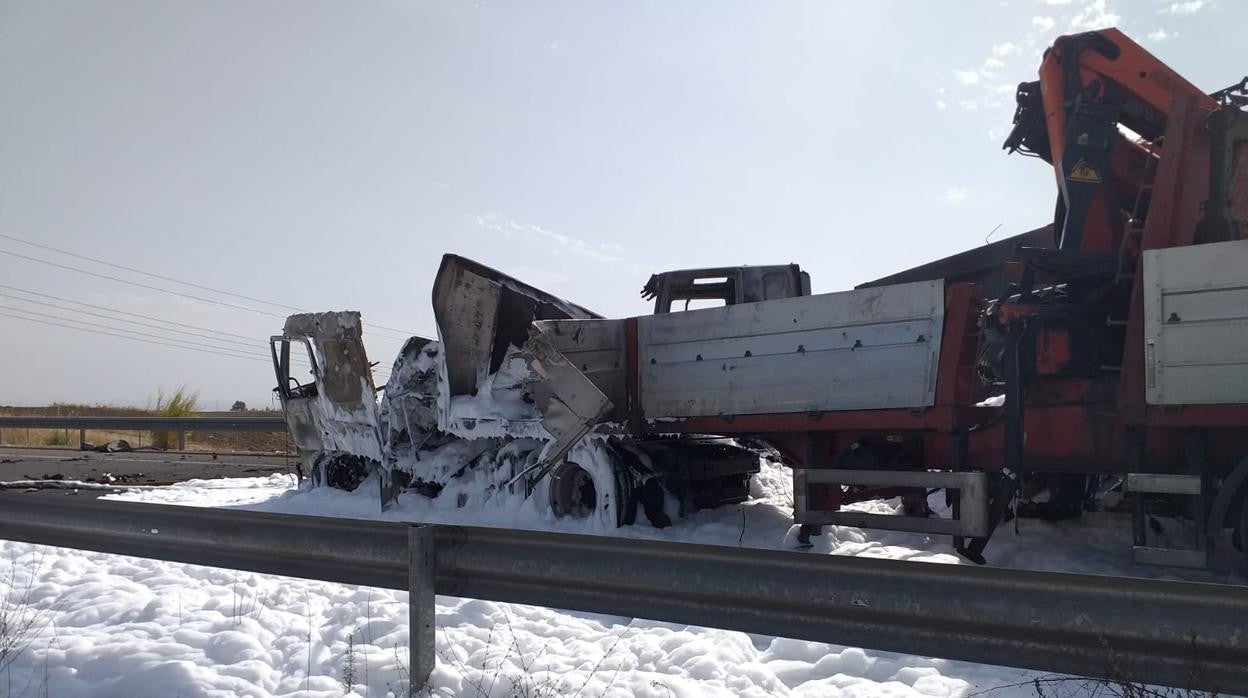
[270,311,387,492]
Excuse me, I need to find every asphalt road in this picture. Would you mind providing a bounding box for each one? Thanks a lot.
[0,446,299,487]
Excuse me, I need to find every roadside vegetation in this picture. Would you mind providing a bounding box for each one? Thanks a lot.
[0,548,57,697]
[151,386,200,450]
[0,391,289,453]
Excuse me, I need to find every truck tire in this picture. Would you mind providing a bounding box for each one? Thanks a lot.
[1208,456,1248,554]
[549,459,635,527]
[549,461,596,519]
[313,452,370,492]
[1239,493,1248,566]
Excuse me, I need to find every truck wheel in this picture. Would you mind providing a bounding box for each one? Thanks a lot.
[320,453,370,492]
[549,459,636,527]
[311,452,369,491]
[550,461,597,519]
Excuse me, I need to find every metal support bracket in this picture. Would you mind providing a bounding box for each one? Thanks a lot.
[794,469,990,537]
[1125,472,1207,569]
[408,525,435,694]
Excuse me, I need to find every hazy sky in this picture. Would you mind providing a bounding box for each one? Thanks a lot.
[1,0,1241,408]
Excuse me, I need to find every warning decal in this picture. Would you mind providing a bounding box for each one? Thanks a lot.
[1068,159,1103,184]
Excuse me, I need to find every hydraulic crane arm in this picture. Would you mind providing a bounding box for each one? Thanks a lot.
[1003,28,1220,252]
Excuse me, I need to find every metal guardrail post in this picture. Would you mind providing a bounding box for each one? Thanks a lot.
[408,525,435,694]
[79,428,86,448]
[178,430,187,450]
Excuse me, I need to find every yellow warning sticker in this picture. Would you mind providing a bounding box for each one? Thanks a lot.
[1068,159,1102,184]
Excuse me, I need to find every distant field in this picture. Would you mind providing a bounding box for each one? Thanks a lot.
[0,404,291,453]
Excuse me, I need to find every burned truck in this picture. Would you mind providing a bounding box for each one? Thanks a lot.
[275,30,1248,569]
[271,255,810,526]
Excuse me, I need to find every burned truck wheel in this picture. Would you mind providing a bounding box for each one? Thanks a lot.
[550,461,596,518]
[313,452,372,492]
[549,459,635,527]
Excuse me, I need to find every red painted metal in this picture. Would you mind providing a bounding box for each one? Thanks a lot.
[1119,93,1212,424]
[933,283,984,408]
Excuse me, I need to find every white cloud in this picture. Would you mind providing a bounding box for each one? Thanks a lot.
[983,57,1006,71]
[1070,0,1120,29]
[1146,28,1171,41]
[954,70,981,85]
[1039,0,1073,4]
[992,42,1020,57]
[997,83,1019,94]
[946,188,969,204]
[1160,1,1204,14]
[473,212,624,263]
[935,99,947,111]
[1032,15,1056,30]
[959,100,980,111]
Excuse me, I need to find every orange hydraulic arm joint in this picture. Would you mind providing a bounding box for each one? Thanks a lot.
[1003,28,1218,253]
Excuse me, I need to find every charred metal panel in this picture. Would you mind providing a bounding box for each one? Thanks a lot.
[432,262,501,398]
[522,325,615,471]
[279,311,384,463]
[320,338,372,406]
[283,398,324,455]
[432,255,600,399]
[643,264,810,313]
[534,319,627,419]
[637,280,945,417]
[857,227,1054,301]
[1144,239,1248,405]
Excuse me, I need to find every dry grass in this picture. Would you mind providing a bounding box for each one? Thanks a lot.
[432,611,634,698]
[151,386,200,450]
[1,547,59,696]
[973,676,1219,698]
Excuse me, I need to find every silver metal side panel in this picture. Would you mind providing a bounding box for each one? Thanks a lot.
[638,280,945,417]
[1144,239,1248,405]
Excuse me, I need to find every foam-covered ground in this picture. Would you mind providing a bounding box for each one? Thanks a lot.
[0,463,1241,697]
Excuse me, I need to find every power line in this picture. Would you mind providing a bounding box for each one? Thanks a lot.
[2,302,388,384]
[0,247,416,344]
[5,307,390,386]
[5,309,392,391]
[2,311,278,365]
[0,283,386,378]
[1,247,293,319]
[0,232,423,338]
[0,283,264,342]
[0,290,297,358]
[1,304,276,363]
[0,231,305,311]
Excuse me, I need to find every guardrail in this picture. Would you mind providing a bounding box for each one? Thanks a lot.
[0,415,287,449]
[0,496,1245,693]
